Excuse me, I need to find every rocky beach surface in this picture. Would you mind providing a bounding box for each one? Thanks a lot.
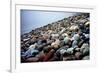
[21,13,90,63]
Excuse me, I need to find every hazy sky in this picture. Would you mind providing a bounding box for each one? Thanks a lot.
[21,10,77,34]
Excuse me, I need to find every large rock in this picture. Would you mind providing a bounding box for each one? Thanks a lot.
[80,43,89,56]
[63,36,71,45]
[66,47,75,54]
[51,39,60,50]
[71,33,80,41]
[75,52,82,60]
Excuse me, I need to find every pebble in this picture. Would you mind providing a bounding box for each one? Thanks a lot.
[82,56,89,60]
[75,52,82,60]
[21,13,90,62]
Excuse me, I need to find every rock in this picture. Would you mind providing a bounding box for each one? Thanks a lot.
[21,13,90,62]
[23,38,30,42]
[71,33,80,41]
[82,56,89,60]
[75,52,82,60]
[26,57,39,62]
[22,43,39,58]
[59,28,66,34]
[62,33,68,37]
[51,33,59,39]
[78,39,84,48]
[51,39,60,50]
[60,49,67,55]
[72,40,78,47]
[29,43,37,49]
[69,25,79,32]
[22,48,39,58]
[63,36,71,45]
[85,21,90,27]
[66,47,75,54]
[80,43,89,56]
[43,49,55,61]
[82,47,89,56]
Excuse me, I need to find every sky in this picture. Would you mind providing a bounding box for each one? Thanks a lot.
[21,10,77,34]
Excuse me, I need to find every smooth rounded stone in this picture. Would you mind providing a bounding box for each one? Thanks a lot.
[59,28,66,34]
[72,40,78,47]
[62,33,69,37]
[85,21,90,27]
[51,43,59,50]
[51,39,60,50]
[51,33,59,39]
[66,47,75,54]
[80,43,89,56]
[29,43,37,49]
[43,49,55,61]
[57,45,69,53]
[60,49,67,55]
[82,56,89,60]
[75,52,82,60]
[23,38,30,42]
[82,47,89,56]
[26,57,39,62]
[69,25,79,32]
[53,44,60,50]
[71,34,80,41]
[63,36,71,45]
